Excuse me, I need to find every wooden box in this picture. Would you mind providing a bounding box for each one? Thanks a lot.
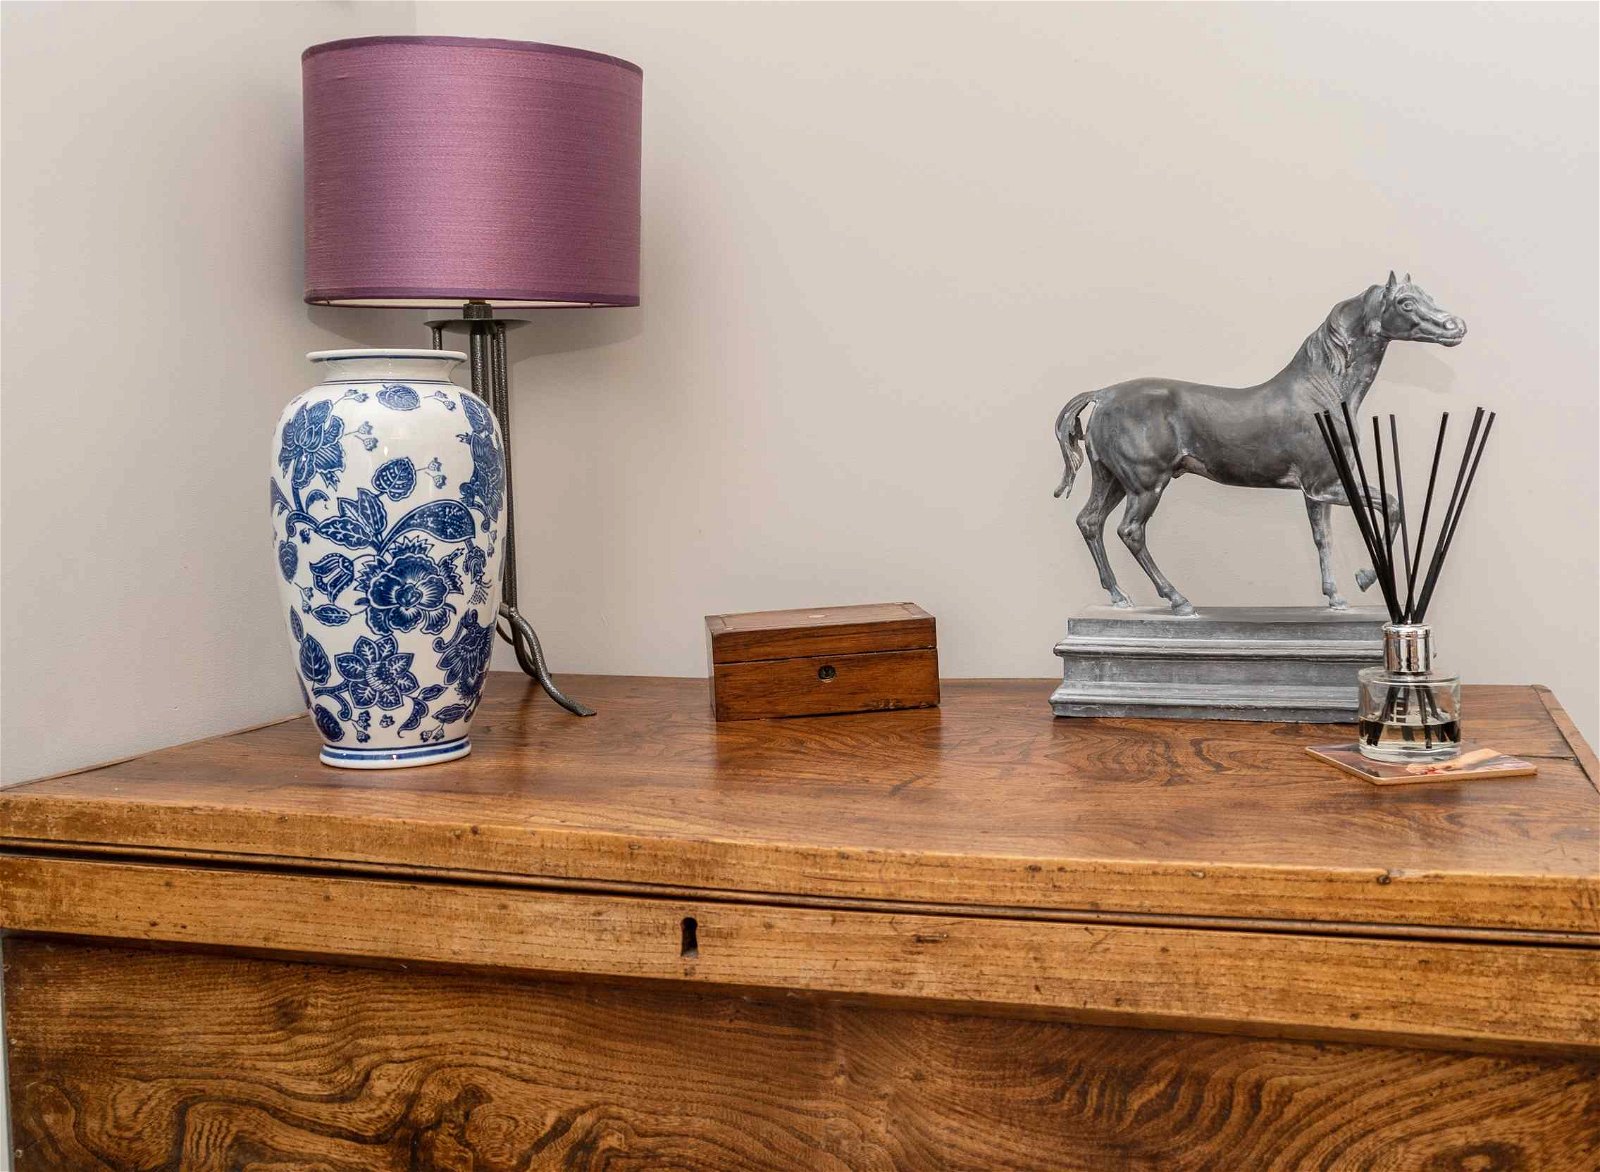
[705,601,940,721]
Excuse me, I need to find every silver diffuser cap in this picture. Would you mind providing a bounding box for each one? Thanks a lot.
[1383,623,1434,673]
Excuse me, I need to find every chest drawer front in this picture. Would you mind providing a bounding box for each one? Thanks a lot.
[3,853,1593,1053]
[11,938,1598,1172]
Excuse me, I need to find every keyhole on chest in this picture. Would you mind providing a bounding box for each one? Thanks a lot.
[818,665,837,682]
[680,916,699,959]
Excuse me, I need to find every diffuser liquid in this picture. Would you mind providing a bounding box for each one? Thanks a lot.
[1357,663,1462,765]
[1358,715,1462,762]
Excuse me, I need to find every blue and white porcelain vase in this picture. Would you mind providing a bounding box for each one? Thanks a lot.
[271,349,504,769]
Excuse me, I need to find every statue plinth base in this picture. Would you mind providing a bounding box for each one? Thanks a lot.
[1051,605,1385,723]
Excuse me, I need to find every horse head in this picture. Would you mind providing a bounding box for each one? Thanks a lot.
[1373,272,1467,347]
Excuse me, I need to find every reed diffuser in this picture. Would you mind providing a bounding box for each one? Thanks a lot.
[1314,405,1495,763]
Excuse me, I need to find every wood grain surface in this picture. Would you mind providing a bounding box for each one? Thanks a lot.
[1,677,1595,935]
[711,649,940,721]
[8,854,1592,1051]
[1538,683,1600,795]
[7,940,1597,1172]
[706,602,935,663]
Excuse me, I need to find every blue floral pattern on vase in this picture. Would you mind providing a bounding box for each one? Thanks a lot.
[456,395,504,531]
[334,635,420,710]
[278,399,345,490]
[372,457,416,500]
[356,538,463,636]
[377,383,421,411]
[313,704,345,742]
[434,608,495,703]
[272,351,504,767]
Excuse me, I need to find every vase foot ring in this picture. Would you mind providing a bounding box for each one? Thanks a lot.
[320,737,470,770]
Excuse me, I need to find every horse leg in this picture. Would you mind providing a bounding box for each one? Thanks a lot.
[1075,461,1132,607]
[1346,486,1401,594]
[1304,496,1347,609]
[1117,482,1193,616]
[1311,484,1393,595]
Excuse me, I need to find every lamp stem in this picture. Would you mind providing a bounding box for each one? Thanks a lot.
[432,305,594,716]
[490,321,519,607]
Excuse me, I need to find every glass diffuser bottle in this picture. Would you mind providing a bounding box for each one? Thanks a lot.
[1358,624,1461,763]
[1315,402,1495,770]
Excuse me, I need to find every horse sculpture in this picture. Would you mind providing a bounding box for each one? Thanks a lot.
[1054,273,1466,615]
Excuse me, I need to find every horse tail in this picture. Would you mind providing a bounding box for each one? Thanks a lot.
[1053,391,1100,499]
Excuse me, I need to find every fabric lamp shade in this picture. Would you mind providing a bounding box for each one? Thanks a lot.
[302,36,642,308]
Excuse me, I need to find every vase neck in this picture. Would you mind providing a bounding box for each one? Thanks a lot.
[308,348,466,385]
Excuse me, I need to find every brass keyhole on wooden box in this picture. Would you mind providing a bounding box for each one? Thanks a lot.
[818,665,837,682]
[680,916,699,959]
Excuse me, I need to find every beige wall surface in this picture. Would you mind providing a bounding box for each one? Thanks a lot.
[2,0,1596,775]
[0,3,1594,768]
[1,0,416,785]
[411,1,1598,741]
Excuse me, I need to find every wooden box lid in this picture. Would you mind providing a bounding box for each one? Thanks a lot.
[706,602,935,664]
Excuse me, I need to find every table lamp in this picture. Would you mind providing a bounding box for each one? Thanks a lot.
[302,35,643,716]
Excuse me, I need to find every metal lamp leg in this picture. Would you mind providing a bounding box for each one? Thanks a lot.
[440,310,594,716]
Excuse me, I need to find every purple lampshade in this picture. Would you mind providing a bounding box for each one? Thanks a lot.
[302,36,642,308]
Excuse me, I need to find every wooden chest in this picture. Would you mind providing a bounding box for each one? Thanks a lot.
[705,601,939,720]
[2,676,1596,1169]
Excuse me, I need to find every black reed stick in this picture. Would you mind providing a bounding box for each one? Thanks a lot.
[1339,405,1404,622]
[1413,407,1484,623]
[1389,415,1412,602]
[1316,411,1400,622]
[1435,411,1496,565]
[1321,411,1394,619]
[1341,410,1402,621]
[1402,414,1449,623]
[1340,402,1385,547]
[1415,411,1495,623]
[1316,413,1375,561]
[1367,416,1421,729]
[1372,415,1397,586]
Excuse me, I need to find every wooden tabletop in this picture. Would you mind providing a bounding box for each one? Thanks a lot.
[2,676,1595,938]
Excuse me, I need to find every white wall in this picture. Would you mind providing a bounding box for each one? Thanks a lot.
[2,1,416,785]
[413,1,1599,742]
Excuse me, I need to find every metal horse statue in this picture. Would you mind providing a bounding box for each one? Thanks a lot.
[1054,273,1465,615]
